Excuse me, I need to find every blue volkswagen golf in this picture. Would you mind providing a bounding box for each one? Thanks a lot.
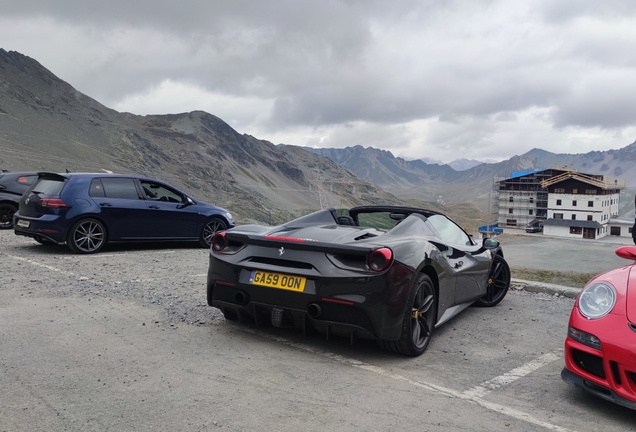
[13,172,234,253]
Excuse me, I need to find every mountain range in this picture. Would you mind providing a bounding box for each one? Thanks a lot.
[303,144,636,215]
[1,47,635,228]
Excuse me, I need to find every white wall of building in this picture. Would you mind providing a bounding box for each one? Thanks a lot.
[543,224,608,239]
[608,219,634,238]
[547,193,619,225]
[543,225,579,238]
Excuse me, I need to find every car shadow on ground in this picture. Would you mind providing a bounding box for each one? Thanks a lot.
[9,240,205,255]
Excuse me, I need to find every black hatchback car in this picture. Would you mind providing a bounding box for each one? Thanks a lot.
[13,172,234,253]
[0,171,38,229]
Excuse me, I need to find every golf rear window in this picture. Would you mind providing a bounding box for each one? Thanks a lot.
[31,178,65,195]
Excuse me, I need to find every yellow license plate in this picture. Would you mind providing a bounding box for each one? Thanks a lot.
[249,270,306,292]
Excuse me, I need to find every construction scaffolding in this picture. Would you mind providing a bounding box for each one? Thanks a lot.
[492,169,558,228]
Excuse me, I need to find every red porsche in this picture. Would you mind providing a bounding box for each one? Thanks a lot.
[562,246,636,410]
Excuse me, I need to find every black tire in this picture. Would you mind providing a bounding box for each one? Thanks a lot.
[66,218,107,254]
[0,203,17,229]
[378,273,437,357]
[199,217,228,248]
[474,254,510,307]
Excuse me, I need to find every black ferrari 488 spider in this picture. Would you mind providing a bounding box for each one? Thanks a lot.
[206,206,510,356]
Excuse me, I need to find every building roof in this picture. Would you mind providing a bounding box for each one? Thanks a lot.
[510,169,543,179]
[540,171,625,190]
[610,217,636,225]
[543,219,603,229]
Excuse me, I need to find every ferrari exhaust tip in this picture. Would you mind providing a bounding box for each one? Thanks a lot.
[234,291,249,305]
[307,303,322,318]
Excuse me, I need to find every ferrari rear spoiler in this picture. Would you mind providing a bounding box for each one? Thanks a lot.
[225,232,378,256]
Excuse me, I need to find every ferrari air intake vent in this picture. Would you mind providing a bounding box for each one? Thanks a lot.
[354,233,377,241]
[248,257,313,270]
[629,322,636,333]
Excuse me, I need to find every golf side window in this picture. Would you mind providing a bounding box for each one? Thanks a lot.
[99,178,140,200]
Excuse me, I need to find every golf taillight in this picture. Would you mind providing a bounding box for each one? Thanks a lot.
[211,232,227,251]
[39,198,68,208]
[368,247,393,272]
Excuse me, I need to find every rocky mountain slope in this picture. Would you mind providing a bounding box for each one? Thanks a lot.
[0,49,405,224]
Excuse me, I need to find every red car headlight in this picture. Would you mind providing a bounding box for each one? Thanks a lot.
[578,282,616,319]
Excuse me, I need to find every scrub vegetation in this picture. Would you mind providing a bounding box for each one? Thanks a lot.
[511,268,597,288]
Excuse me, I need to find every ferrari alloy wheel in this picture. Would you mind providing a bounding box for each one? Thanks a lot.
[67,218,107,254]
[0,203,17,229]
[378,273,437,357]
[474,254,510,307]
[200,217,228,248]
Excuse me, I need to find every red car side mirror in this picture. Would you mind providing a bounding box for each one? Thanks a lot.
[615,246,636,260]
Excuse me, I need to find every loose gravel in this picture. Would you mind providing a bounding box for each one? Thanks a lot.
[1,231,226,328]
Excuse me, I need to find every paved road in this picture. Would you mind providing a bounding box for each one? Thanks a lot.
[497,230,633,274]
[1,231,634,431]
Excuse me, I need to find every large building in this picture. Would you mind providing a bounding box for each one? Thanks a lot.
[493,168,626,240]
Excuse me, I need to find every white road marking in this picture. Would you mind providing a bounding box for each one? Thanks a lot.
[4,253,203,283]
[5,254,77,277]
[464,351,563,398]
[112,279,156,284]
[240,327,573,432]
[58,250,178,258]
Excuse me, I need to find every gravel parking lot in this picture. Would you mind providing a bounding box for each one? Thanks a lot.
[1,230,634,431]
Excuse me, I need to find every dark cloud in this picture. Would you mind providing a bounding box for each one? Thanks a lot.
[0,0,635,161]
[551,71,636,129]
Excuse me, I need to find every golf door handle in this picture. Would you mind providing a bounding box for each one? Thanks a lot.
[99,203,112,207]
[148,205,160,209]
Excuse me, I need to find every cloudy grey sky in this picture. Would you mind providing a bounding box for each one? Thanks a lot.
[2,0,636,163]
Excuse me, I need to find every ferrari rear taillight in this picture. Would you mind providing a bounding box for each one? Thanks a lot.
[212,232,228,251]
[367,247,393,272]
[39,198,68,208]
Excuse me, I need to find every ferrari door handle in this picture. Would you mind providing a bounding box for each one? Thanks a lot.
[99,203,112,207]
[148,205,160,209]
[454,261,464,269]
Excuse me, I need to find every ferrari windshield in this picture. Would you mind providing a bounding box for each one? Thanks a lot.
[356,211,403,230]
[283,208,338,228]
[385,213,437,237]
